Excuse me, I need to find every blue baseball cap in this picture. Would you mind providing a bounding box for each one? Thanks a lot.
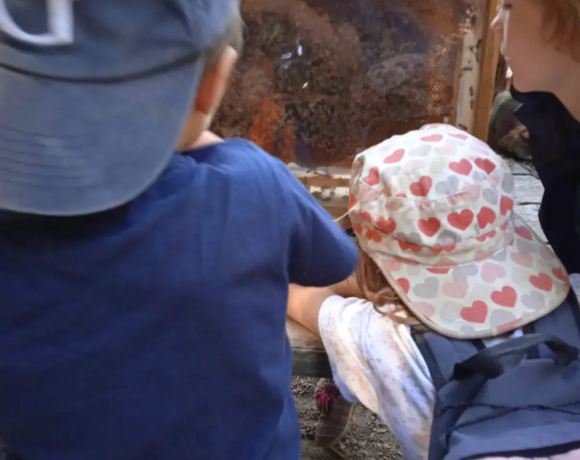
[0,0,239,215]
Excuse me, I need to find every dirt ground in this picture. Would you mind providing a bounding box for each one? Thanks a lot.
[292,377,402,460]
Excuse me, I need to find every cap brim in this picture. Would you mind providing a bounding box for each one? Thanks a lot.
[374,214,570,339]
[0,60,204,215]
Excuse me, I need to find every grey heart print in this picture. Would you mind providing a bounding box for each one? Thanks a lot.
[522,291,545,311]
[517,239,537,254]
[472,171,487,183]
[413,277,439,299]
[453,264,479,281]
[502,173,514,193]
[396,232,421,245]
[382,166,402,178]
[435,176,459,195]
[444,137,463,148]
[409,145,431,157]
[483,187,499,205]
[490,310,517,328]
[492,249,508,262]
[436,230,461,246]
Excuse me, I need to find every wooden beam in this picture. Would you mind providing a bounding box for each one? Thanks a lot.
[287,318,332,378]
[473,0,502,142]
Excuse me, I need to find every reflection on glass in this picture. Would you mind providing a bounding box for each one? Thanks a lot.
[213,0,477,170]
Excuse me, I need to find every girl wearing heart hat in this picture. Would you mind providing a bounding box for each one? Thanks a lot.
[288,124,578,460]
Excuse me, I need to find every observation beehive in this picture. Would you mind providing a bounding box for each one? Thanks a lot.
[213,0,499,172]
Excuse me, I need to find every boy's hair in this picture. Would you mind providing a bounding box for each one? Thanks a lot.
[204,9,244,70]
[354,241,428,331]
[539,0,580,56]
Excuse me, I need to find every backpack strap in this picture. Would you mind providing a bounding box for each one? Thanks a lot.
[454,333,578,380]
[415,291,580,460]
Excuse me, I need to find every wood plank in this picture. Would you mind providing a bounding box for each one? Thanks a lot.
[287,319,332,378]
[508,161,536,176]
[513,175,543,205]
[287,318,324,351]
[473,0,502,142]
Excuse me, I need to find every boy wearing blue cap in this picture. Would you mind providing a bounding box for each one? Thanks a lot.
[0,1,358,459]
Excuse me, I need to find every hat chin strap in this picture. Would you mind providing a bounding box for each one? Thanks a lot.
[333,211,350,224]
[0,0,74,46]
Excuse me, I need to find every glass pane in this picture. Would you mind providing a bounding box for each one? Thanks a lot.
[213,0,479,170]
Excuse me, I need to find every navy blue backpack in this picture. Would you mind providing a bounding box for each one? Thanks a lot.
[414,291,580,460]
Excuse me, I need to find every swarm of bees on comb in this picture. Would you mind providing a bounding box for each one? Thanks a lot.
[213,0,477,170]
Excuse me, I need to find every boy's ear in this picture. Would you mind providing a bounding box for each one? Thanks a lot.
[194,46,238,116]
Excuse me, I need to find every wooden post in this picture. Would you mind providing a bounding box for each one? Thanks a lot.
[472,0,502,142]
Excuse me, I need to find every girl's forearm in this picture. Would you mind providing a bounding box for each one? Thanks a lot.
[287,285,334,338]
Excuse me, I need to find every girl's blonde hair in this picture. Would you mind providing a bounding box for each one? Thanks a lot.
[539,0,580,58]
[354,240,428,331]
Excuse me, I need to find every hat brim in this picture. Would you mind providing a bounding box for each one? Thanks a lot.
[0,60,204,215]
[373,214,570,339]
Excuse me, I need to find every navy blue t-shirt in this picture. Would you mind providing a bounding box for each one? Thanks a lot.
[0,139,358,460]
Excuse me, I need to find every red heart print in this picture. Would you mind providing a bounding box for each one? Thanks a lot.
[475,158,496,175]
[421,134,443,142]
[500,196,514,215]
[366,228,383,243]
[398,240,421,253]
[430,244,455,254]
[449,159,472,176]
[553,268,568,283]
[363,166,380,186]
[358,211,372,222]
[448,210,474,231]
[376,217,397,234]
[427,267,450,274]
[449,133,468,140]
[477,207,496,229]
[491,286,517,308]
[384,149,405,164]
[461,301,488,324]
[500,220,509,231]
[397,278,410,294]
[395,193,407,198]
[530,273,553,292]
[418,218,441,237]
[515,226,533,241]
[348,194,358,210]
[436,257,456,267]
[410,176,432,197]
[352,223,363,235]
[476,230,496,242]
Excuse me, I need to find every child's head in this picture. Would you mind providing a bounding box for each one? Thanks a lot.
[348,124,569,339]
[0,0,242,216]
[491,0,580,95]
[176,11,244,151]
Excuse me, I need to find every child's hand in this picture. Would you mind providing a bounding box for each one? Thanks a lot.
[193,131,223,148]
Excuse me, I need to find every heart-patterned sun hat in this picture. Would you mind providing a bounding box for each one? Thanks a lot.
[348,123,570,339]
